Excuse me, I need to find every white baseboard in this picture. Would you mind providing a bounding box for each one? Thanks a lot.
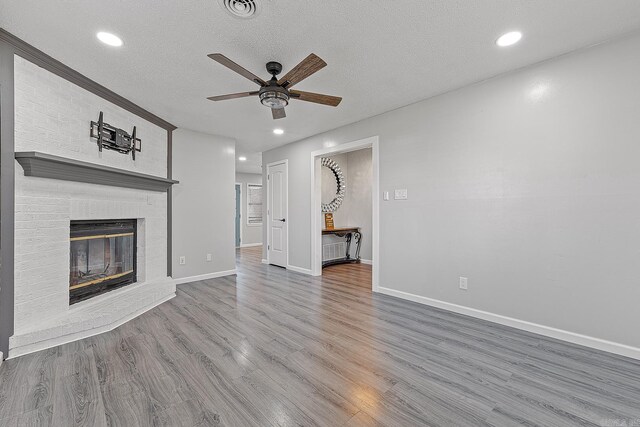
[9,292,175,359]
[377,286,640,361]
[287,264,313,275]
[360,259,373,265]
[175,269,237,285]
[261,259,268,265]
[240,243,262,248]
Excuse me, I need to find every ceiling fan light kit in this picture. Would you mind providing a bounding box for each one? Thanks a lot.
[207,53,342,120]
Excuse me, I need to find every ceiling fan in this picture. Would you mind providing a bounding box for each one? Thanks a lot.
[206,53,342,120]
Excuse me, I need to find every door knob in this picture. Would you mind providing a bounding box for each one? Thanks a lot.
[277,218,286,222]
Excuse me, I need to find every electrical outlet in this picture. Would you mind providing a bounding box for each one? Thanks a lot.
[394,189,408,200]
[206,253,212,262]
[179,256,186,265]
[383,191,390,201]
[459,276,468,290]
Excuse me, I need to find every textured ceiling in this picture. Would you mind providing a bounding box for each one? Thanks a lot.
[235,151,262,175]
[2,0,640,159]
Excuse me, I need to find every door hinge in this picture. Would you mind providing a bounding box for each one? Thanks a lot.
[268,245,270,250]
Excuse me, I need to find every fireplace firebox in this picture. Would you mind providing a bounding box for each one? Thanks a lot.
[69,219,137,304]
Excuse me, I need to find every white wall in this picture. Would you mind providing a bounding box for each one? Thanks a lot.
[263,32,640,353]
[235,173,263,246]
[321,149,372,260]
[172,129,236,281]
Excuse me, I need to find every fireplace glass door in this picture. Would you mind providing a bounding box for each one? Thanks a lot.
[70,220,136,304]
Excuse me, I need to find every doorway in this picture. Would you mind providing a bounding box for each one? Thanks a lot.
[235,183,241,248]
[310,136,379,290]
[266,160,288,267]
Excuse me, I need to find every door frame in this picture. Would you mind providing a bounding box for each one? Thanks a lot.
[266,159,289,267]
[235,182,242,248]
[310,136,380,291]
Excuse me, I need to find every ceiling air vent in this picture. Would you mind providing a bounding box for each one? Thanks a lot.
[220,0,259,18]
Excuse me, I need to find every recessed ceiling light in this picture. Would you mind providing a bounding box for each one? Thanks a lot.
[96,32,123,47]
[273,128,284,135]
[238,156,247,161]
[496,31,522,47]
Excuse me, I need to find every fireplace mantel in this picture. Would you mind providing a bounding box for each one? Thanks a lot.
[15,151,178,192]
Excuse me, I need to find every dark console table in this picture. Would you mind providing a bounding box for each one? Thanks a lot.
[322,227,362,268]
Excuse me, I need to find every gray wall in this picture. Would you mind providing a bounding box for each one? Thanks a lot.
[235,172,263,246]
[0,39,15,359]
[322,149,373,260]
[263,32,640,348]
[172,128,236,279]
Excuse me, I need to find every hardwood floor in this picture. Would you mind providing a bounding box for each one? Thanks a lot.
[1,246,639,426]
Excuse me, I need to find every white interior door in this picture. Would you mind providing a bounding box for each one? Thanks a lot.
[268,161,288,267]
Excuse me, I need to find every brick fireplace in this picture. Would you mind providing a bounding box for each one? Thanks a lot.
[9,55,177,358]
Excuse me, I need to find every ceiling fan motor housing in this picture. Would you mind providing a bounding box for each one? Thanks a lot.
[266,61,283,76]
[260,61,290,108]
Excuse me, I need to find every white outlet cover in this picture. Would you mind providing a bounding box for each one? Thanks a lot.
[459,276,468,290]
[206,254,212,262]
[179,256,186,265]
[394,189,408,200]
[383,191,390,201]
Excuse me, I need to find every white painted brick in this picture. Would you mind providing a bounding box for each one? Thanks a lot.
[12,56,175,354]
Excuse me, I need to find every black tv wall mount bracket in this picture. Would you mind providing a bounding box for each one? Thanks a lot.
[90,112,142,160]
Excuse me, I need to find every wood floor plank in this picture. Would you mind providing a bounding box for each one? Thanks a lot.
[52,348,107,427]
[0,405,54,427]
[173,353,266,426]
[1,246,639,426]
[231,368,321,427]
[0,347,60,420]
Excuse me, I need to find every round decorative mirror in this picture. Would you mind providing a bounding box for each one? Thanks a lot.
[321,157,346,212]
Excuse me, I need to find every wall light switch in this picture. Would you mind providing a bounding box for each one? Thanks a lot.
[394,189,408,200]
[383,191,390,201]
[179,256,186,265]
[206,254,212,262]
[459,277,468,290]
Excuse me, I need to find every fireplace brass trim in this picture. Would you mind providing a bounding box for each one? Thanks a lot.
[70,270,135,290]
[70,232,134,242]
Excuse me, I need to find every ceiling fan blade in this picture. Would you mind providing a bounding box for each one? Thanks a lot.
[272,108,286,120]
[277,54,327,88]
[207,91,259,101]
[289,90,342,107]
[208,53,266,86]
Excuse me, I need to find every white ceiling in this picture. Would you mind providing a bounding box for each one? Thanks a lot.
[2,0,640,157]
[236,151,262,175]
